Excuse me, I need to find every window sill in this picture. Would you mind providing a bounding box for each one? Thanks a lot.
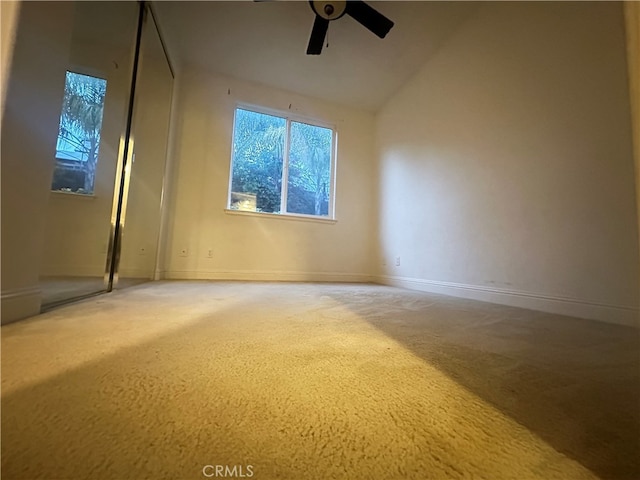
[224,209,337,224]
[51,190,96,199]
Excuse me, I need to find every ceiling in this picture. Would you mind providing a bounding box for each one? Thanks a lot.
[154,1,481,112]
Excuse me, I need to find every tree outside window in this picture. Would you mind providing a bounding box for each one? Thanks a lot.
[52,71,107,195]
[229,107,335,218]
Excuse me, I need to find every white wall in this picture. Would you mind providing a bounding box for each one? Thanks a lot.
[375,2,639,326]
[1,1,73,323]
[163,68,376,282]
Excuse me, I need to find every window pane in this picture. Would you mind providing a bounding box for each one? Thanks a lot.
[287,121,332,216]
[230,109,286,214]
[52,71,107,194]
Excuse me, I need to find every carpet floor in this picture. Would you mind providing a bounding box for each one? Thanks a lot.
[1,281,638,480]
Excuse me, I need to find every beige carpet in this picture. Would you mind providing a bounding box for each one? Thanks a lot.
[1,281,638,480]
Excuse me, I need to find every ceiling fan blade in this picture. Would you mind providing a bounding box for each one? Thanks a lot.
[345,0,394,38]
[307,16,330,55]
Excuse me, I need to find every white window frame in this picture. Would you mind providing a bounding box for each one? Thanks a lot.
[226,103,338,221]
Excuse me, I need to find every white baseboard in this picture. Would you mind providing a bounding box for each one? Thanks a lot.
[164,269,374,283]
[117,268,152,279]
[1,286,41,324]
[376,275,639,328]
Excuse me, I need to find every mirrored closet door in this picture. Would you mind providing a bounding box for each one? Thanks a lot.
[38,1,173,309]
[115,7,174,288]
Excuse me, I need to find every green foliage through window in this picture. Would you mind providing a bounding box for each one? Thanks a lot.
[229,108,334,217]
[52,71,107,195]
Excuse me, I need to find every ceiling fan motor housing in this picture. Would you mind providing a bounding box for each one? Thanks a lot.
[310,0,347,20]
[306,0,394,55]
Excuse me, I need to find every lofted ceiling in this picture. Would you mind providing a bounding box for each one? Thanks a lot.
[154,1,481,112]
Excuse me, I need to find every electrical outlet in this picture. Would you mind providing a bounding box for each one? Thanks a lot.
[207,249,213,258]
[395,256,401,266]
[179,248,188,257]
[139,247,147,256]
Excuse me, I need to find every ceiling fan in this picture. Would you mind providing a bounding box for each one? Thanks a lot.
[306,1,394,55]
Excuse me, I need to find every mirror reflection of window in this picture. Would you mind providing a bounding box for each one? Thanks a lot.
[52,71,107,195]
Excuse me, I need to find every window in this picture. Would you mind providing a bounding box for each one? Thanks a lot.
[52,71,107,195]
[228,107,335,218]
